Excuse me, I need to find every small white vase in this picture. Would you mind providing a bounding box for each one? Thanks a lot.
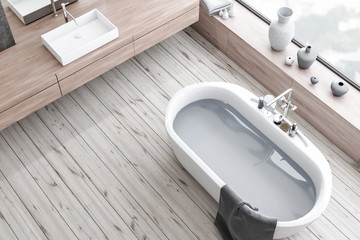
[297,45,317,69]
[268,7,295,51]
[331,80,349,96]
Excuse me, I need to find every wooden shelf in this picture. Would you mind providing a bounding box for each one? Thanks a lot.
[193,3,360,162]
[0,0,199,130]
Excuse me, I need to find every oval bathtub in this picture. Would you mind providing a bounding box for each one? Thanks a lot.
[165,82,332,239]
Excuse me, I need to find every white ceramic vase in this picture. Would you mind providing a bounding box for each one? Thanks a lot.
[268,7,295,51]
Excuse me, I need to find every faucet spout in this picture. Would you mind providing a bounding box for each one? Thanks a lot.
[265,88,293,107]
[51,0,58,16]
[61,2,78,25]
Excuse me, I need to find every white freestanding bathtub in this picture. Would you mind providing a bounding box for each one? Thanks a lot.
[165,82,332,239]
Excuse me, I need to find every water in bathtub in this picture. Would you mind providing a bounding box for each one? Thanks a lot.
[173,99,316,221]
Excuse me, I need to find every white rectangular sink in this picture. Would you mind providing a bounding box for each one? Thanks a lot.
[41,9,119,66]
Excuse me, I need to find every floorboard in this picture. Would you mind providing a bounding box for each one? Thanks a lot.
[0,27,359,239]
[4,121,120,240]
[36,102,166,240]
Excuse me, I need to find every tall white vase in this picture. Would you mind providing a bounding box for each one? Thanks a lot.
[268,7,295,51]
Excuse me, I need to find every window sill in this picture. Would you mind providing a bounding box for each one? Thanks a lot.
[192,2,360,162]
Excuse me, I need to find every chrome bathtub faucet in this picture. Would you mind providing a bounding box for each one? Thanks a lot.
[258,88,299,137]
[263,88,297,119]
[61,2,78,25]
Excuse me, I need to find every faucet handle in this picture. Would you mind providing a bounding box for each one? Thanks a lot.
[289,102,297,112]
[282,102,297,111]
[61,2,69,8]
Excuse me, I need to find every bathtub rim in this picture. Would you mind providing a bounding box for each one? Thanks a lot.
[165,82,332,235]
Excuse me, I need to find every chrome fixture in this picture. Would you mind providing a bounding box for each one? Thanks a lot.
[51,0,58,17]
[265,88,297,119]
[258,96,264,109]
[289,123,298,137]
[61,2,78,25]
[258,88,299,137]
[273,113,284,125]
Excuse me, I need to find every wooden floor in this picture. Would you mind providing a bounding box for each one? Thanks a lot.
[1,27,360,240]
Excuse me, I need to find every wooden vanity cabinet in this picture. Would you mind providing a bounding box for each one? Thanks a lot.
[59,42,135,95]
[0,0,199,131]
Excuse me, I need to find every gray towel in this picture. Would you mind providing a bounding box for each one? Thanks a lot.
[200,0,233,16]
[214,185,277,240]
[0,2,15,52]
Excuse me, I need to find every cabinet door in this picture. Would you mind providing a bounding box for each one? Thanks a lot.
[59,42,134,95]
[0,84,61,130]
[0,66,58,114]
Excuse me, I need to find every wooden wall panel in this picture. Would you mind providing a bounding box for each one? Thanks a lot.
[292,81,360,162]
[192,8,229,54]
[227,31,292,95]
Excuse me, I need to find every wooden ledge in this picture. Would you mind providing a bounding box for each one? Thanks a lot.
[192,3,360,162]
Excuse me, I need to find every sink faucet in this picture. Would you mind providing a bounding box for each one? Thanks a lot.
[51,0,58,16]
[264,88,297,119]
[61,2,78,25]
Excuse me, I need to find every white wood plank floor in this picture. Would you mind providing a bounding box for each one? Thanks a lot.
[1,27,360,240]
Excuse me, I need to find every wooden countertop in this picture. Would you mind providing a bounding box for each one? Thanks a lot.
[0,0,199,113]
